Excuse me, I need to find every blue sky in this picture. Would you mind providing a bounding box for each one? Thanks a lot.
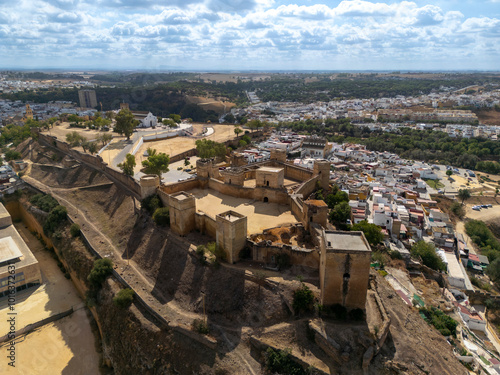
[1,0,499,71]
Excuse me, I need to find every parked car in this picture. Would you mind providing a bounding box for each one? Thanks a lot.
[481,204,488,208]
[488,204,493,208]
[472,206,481,211]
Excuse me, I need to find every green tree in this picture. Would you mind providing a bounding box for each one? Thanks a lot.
[487,258,500,282]
[153,207,170,226]
[446,170,453,177]
[88,258,113,288]
[65,131,85,147]
[329,201,351,227]
[458,189,471,205]
[113,288,135,308]
[351,220,383,247]
[195,139,227,159]
[411,241,446,271]
[4,150,21,161]
[105,111,115,120]
[97,133,113,147]
[118,153,136,176]
[169,114,181,123]
[234,126,243,138]
[142,149,170,179]
[114,108,138,140]
[325,191,349,209]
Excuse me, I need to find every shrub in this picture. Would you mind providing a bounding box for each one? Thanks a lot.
[420,307,458,337]
[207,242,226,261]
[293,283,314,315]
[87,258,113,288]
[153,207,170,226]
[70,223,81,237]
[389,249,403,260]
[113,288,135,308]
[450,202,465,218]
[141,194,162,215]
[265,348,307,375]
[411,241,446,271]
[30,193,58,212]
[43,205,67,235]
[192,319,210,334]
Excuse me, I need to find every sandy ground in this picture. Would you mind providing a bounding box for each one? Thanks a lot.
[0,223,100,374]
[44,122,108,143]
[190,188,298,234]
[0,310,101,375]
[0,224,83,334]
[465,204,500,222]
[136,124,236,160]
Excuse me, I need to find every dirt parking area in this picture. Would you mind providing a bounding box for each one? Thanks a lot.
[189,188,298,234]
[465,204,500,222]
[0,310,101,375]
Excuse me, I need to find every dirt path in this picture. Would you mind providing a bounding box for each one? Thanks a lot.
[455,221,478,255]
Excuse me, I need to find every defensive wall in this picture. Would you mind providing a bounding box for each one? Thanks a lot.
[36,132,143,200]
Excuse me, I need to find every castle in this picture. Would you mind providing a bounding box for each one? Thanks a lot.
[140,149,372,310]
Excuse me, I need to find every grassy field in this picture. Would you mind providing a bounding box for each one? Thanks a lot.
[424,179,445,189]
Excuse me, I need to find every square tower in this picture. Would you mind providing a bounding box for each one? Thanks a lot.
[255,167,284,189]
[216,211,247,264]
[169,191,196,236]
[313,160,331,191]
[320,231,371,310]
[303,199,329,230]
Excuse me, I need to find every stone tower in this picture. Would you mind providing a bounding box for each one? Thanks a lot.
[270,149,287,163]
[24,104,33,120]
[169,191,196,236]
[216,210,247,264]
[303,199,329,230]
[313,160,330,191]
[196,159,213,179]
[319,230,372,310]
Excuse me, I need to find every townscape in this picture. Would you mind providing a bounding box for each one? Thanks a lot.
[0,71,498,375]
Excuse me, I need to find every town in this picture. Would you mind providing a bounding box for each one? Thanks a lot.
[0,70,498,374]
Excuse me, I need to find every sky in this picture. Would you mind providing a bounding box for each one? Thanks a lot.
[1,0,500,71]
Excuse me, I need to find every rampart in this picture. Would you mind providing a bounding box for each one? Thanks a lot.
[37,132,143,199]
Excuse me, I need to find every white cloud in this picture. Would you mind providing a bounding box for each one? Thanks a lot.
[0,0,498,69]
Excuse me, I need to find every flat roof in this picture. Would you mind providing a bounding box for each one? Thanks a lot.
[0,236,23,263]
[325,231,371,252]
[257,167,283,173]
[0,224,39,276]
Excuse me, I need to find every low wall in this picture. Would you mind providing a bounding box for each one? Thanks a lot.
[0,307,74,343]
[170,148,197,163]
[290,195,304,222]
[143,132,179,142]
[130,137,144,156]
[248,239,320,269]
[295,175,320,199]
[208,178,289,204]
[283,162,314,182]
[195,212,217,238]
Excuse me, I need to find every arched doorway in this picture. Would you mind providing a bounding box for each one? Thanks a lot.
[263,197,269,203]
